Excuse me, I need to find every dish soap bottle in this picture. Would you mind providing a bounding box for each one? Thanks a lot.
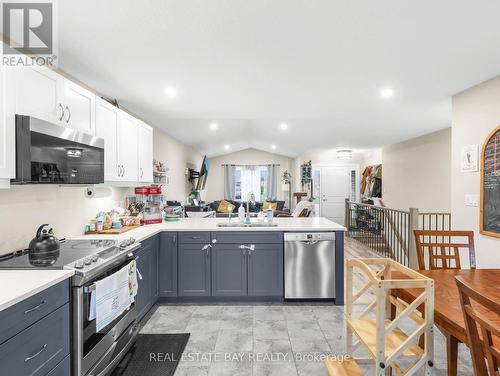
[238,204,246,223]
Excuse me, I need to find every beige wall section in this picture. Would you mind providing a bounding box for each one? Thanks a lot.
[452,75,500,268]
[382,128,451,212]
[153,128,204,202]
[0,186,128,256]
[203,148,293,203]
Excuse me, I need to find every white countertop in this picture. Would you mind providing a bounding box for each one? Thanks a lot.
[77,217,346,242]
[0,270,74,312]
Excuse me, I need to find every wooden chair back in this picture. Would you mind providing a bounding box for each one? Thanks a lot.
[413,230,476,270]
[456,276,500,376]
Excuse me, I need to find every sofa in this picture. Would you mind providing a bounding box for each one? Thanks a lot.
[208,200,286,217]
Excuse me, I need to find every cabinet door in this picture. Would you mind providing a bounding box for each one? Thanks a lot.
[136,246,152,321]
[248,244,283,296]
[0,64,15,181]
[212,244,247,296]
[159,233,178,297]
[150,236,159,303]
[95,97,119,181]
[137,122,153,182]
[117,113,138,181]
[63,80,95,134]
[178,244,211,296]
[14,67,64,124]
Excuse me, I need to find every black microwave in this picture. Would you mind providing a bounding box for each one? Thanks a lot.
[12,115,105,185]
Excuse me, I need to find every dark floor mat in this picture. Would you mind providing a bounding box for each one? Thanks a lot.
[110,333,190,376]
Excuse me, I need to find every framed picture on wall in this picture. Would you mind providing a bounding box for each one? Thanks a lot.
[480,126,500,238]
[460,144,479,172]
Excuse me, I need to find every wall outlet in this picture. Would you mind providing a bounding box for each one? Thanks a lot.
[465,194,479,207]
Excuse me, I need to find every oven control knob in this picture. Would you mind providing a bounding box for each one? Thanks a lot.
[84,258,92,265]
[129,237,135,244]
[91,255,98,263]
[119,241,127,248]
[74,261,84,269]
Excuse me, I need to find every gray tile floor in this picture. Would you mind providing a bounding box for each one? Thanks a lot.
[140,303,474,375]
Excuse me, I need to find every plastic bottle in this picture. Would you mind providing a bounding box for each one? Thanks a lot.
[238,204,246,223]
[266,208,274,223]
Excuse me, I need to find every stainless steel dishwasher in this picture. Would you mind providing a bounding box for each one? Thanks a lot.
[284,232,335,299]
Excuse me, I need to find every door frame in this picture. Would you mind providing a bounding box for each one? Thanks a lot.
[312,163,360,218]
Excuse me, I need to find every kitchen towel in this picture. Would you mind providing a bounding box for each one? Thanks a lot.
[95,260,138,331]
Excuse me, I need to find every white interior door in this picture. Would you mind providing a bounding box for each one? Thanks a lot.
[320,166,352,225]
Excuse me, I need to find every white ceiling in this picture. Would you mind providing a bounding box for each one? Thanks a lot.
[58,0,500,157]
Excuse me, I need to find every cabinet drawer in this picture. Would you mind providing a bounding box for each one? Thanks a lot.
[47,355,70,376]
[0,280,69,345]
[212,231,283,244]
[0,303,70,376]
[179,231,211,244]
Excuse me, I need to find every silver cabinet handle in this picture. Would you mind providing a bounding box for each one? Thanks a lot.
[140,167,143,179]
[64,106,71,124]
[122,165,126,177]
[58,104,64,121]
[117,165,120,177]
[25,344,47,362]
[201,244,211,251]
[24,300,46,314]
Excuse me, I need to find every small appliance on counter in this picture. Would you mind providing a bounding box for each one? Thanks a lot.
[28,224,60,266]
[129,186,165,224]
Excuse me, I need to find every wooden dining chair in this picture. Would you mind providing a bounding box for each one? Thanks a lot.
[456,276,500,376]
[413,230,476,270]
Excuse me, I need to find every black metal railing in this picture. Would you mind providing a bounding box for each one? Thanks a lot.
[345,199,452,268]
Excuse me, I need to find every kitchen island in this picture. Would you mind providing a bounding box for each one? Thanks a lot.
[80,217,346,318]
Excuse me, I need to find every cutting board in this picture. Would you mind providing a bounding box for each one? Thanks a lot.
[85,224,142,235]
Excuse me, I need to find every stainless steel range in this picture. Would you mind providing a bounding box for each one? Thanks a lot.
[0,238,141,376]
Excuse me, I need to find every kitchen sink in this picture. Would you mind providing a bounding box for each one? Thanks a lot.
[216,222,279,227]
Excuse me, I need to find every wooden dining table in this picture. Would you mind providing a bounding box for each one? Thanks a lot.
[392,268,500,376]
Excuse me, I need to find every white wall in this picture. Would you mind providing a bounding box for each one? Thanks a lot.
[452,75,500,268]
[153,128,204,202]
[0,127,202,256]
[203,148,293,203]
[381,128,451,212]
[0,186,128,256]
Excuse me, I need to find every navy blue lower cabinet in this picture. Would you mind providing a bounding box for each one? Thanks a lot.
[178,244,211,296]
[212,244,247,296]
[0,303,70,376]
[136,244,153,321]
[159,232,178,297]
[150,235,160,302]
[46,355,70,376]
[248,244,284,296]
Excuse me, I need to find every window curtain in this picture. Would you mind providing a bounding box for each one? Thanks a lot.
[266,164,278,200]
[223,164,236,200]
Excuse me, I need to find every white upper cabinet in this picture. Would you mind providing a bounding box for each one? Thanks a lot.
[95,97,120,181]
[117,112,138,182]
[137,121,153,183]
[0,64,15,183]
[13,67,64,124]
[62,80,96,134]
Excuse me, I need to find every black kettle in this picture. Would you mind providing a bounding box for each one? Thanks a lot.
[29,224,60,266]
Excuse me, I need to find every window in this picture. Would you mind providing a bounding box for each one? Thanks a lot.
[234,165,268,202]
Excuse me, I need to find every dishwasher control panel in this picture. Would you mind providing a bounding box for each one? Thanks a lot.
[283,232,335,242]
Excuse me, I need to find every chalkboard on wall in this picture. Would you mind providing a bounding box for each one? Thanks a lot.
[480,126,500,238]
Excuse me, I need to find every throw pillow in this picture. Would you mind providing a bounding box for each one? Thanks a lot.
[262,201,278,211]
[217,200,236,213]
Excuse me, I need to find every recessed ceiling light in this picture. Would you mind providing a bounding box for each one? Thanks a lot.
[224,144,230,150]
[164,86,178,98]
[209,123,218,131]
[280,123,288,130]
[271,144,277,150]
[380,88,394,99]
